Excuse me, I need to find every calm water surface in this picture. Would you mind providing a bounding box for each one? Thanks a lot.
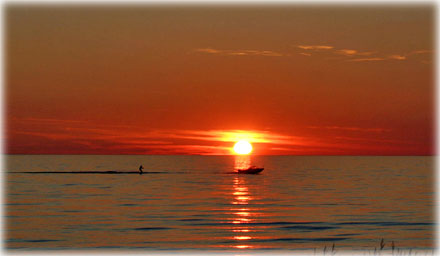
[5,155,434,251]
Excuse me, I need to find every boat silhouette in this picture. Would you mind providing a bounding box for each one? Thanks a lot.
[237,166,264,174]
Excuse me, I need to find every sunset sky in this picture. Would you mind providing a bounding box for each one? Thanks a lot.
[5,4,434,155]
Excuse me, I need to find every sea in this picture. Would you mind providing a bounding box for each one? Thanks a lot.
[4,155,435,252]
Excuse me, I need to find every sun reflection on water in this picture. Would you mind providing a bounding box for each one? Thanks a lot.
[230,163,266,249]
[234,245,252,249]
[234,236,252,240]
[221,155,269,249]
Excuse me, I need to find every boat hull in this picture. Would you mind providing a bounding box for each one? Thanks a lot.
[237,168,264,174]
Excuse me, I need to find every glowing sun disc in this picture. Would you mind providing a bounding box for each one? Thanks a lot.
[233,140,253,154]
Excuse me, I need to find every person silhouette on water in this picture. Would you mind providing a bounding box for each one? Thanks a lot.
[139,165,144,174]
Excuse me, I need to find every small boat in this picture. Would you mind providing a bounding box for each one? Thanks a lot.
[237,166,264,174]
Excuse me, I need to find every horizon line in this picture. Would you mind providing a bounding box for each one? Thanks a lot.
[3,153,436,156]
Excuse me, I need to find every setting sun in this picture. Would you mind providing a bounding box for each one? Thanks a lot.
[233,140,253,155]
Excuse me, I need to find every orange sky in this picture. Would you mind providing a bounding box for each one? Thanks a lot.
[5,4,435,155]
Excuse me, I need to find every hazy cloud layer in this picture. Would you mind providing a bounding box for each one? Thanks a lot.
[8,117,417,155]
[9,117,308,154]
[297,45,334,50]
[336,49,375,56]
[348,57,386,62]
[388,55,407,60]
[307,125,391,133]
[195,45,430,64]
[408,50,432,55]
[195,48,283,57]
[296,44,428,63]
